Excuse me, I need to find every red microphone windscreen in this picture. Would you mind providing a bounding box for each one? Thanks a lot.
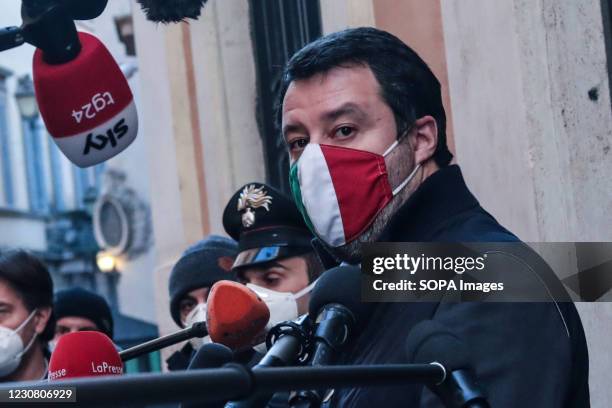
[33,31,138,168]
[48,331,123,381]
[207,281,270,350]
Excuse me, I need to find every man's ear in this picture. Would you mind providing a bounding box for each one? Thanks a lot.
[411,116,438,165]
[34,307,52,335]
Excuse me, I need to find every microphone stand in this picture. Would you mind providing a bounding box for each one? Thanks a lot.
[0,364,445,406]
[119,322,208,361]
[290,304,355,408]
[225,316,312,408]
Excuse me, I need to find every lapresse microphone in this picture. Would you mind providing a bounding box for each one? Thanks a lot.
[290,265,372,407]
[135,0,209,23]
[181,343,235,408]
[33,30,138,168]
[405,320,490,408]
[207,280,270,350]
[48,331,123,381]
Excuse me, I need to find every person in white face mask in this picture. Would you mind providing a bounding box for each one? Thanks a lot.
[0,251,54,383]
[222,183,325,335]
[166,235,238,371]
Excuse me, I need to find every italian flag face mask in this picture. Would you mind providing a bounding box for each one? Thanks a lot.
[289,141,421,248]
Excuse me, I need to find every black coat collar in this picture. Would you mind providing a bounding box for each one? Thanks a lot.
[379,165,480,241]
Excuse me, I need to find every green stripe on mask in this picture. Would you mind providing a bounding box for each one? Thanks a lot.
[289,162,316,235]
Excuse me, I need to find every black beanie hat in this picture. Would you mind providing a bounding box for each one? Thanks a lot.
[54,287,114,339]
[168,235,238,327]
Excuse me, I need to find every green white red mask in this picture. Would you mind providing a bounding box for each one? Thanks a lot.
[289,141,420,248]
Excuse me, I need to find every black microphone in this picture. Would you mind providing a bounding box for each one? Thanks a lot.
[119,322,208,361]
[61,0,109,20]
[181,343,235,408]
[0,26,25,52]
[225,315,312,408]
[22,0,108,21]
[306,265,371,365]
[187,342,234,371]
[290,265,372,407]
[405,320,490,408]
[0,1,107,53]
[257,315,311,368]
[135,0,209,23]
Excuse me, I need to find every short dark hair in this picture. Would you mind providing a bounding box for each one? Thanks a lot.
[277,27,453,167]
[303,251,324,282]
[0,250,55,342]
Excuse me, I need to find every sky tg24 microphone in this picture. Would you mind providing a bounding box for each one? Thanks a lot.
[33,31,138,168]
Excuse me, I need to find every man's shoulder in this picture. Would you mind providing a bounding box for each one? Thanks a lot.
[430,206,519,242]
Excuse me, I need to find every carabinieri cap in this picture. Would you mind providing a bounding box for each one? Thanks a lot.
[222,182,314,271]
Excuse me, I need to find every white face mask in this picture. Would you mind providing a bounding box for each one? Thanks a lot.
[48,339,58,353]
[182,303,212,350]
[247,280,317,353]
[0,310,38,377]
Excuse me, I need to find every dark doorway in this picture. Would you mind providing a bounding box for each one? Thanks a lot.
[249,0,322,193]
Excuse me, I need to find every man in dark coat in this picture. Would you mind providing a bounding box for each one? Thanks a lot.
[280,27,589,407]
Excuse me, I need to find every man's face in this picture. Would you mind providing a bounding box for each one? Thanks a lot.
[281,65,425,262]
[54,317,99,340]
[238,256,310,315]
[179,287,210,324]
[0,279,49,348]
[282,65,398,162]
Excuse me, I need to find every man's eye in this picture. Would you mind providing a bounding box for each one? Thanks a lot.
[180,301,196,313]
[334,126,355,138]
[263,275,281,286]
[289,138,308,151]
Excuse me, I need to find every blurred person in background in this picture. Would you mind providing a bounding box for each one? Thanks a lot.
[166,235,238,371]
[0,250,54,382]
[51,287,114,350]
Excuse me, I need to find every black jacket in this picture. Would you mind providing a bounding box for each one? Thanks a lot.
[166,343,195,371]
[330,165,589,407]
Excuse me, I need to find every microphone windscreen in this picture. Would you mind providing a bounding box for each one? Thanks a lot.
[187,343,233,370]
[48,331,123,381]
[308,265,372,328]
[405,320,469,370]
[63,0,109,20]
[206,281,270,350]
[182,343,233,408]
[33,31,138,168]
[136,0,209,23]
